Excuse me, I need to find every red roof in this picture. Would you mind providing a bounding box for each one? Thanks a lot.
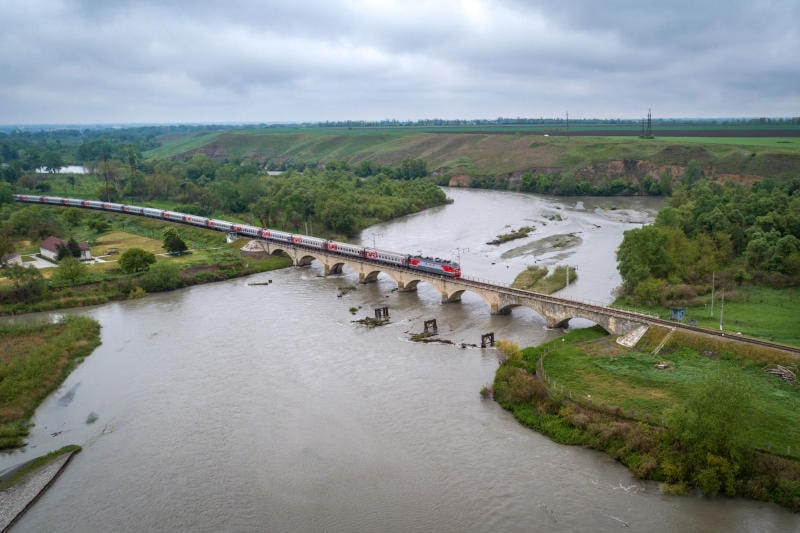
[40,236,66,253]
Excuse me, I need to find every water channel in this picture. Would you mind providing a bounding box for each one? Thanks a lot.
[3,188,798,532]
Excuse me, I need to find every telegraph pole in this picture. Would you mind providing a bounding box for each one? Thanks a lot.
[710,271,715,318]
[452,247,469,263]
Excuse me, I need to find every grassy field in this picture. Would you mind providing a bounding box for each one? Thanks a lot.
[614,286,800,347]
[140,128,800,181]
[540,331,800,458]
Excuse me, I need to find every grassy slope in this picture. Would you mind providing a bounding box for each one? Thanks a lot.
[145,128,800,180]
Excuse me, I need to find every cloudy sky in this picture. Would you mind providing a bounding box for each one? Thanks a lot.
[1,0,798,125]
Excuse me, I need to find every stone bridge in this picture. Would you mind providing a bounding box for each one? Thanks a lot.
[257,242,646,336]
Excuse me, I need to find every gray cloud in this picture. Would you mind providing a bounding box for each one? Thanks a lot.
[1,0,797,124]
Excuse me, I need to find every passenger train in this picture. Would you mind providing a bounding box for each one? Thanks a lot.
[14,194,462,278]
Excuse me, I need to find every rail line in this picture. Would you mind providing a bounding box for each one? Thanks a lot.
[13,194,800,355]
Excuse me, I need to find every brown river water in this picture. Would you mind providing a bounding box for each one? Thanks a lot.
[2,189,798,532]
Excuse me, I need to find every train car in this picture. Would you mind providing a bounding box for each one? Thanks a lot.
[143,207,164,218]
[408,255,461,278]
[160,210,185,222]
[264,229,292,243]
[62,197,84,207]
[40,196,63,205]
[207,219,233,232]
[325,241,364,257]
[363,248,408,266]
[237,224,262,238]
[103,202,124,212]
[122,205,144,215]
[182,214,209,227]
[291,235,327,249]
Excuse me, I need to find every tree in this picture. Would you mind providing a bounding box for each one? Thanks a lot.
[3,263,45,293]
[56,238,82,261]
[41,151,64,173]
[119,248,156,273]
[0,182,13,205]
[0,233,15,264]
[616,225,671,290]
[141,261,182,291]
[86,217,111,233]
[52,256,87,284]
[162,228,188,255]
[660,370,753,496]
[62,208,84,228]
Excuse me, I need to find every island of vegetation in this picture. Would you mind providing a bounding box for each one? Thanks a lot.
[487,225,535,245]
[511,265,577,293]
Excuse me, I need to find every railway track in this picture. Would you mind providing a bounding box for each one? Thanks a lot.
[463,276,800,356]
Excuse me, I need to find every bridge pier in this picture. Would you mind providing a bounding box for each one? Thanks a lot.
[442,293,462,304]
[396,280,418,292]
[489,303,512,315]
[358,271,381,284]
[324,263,344,276]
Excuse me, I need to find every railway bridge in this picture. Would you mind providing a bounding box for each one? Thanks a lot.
[257,240,648,336]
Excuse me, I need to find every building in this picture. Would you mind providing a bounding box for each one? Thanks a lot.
[40,236,92,261]
[1,253,22,266]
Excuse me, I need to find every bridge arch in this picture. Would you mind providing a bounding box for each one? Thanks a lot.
[262,245,646,336]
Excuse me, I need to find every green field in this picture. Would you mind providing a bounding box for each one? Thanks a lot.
[141,127,800,182]
[614,286,800,347]
[540,332,800,458]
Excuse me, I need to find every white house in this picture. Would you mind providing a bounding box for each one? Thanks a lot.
[40,236,92,261]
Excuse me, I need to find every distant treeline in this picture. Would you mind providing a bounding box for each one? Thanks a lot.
[317,117,800,129]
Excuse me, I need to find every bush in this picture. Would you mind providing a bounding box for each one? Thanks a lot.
[141,261,182,292]
[119,248,156,274]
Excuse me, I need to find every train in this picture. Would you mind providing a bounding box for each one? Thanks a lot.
[14,194,462,279]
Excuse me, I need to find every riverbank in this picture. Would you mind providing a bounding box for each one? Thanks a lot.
[0,253,292,317]
[0,317,101,450]
[490,327,800,511]
[0,446,80,532]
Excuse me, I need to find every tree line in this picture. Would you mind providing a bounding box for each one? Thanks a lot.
[616,177,800,305]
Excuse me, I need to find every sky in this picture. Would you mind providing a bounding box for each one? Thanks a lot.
[1,0,798,125]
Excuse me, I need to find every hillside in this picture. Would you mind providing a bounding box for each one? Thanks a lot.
[146,128,800,190]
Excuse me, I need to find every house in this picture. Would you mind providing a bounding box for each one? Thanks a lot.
[40,236,92,261]
[2,253,22,266]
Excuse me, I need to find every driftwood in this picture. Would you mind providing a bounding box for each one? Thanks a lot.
[766,364,797,383]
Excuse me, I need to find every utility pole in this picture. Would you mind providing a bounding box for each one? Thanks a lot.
[452,247,469,263]
[371,232,383,249]
[719,287,725,331]
[710,271,715,318]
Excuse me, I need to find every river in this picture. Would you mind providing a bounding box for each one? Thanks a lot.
[2,188,798,532]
